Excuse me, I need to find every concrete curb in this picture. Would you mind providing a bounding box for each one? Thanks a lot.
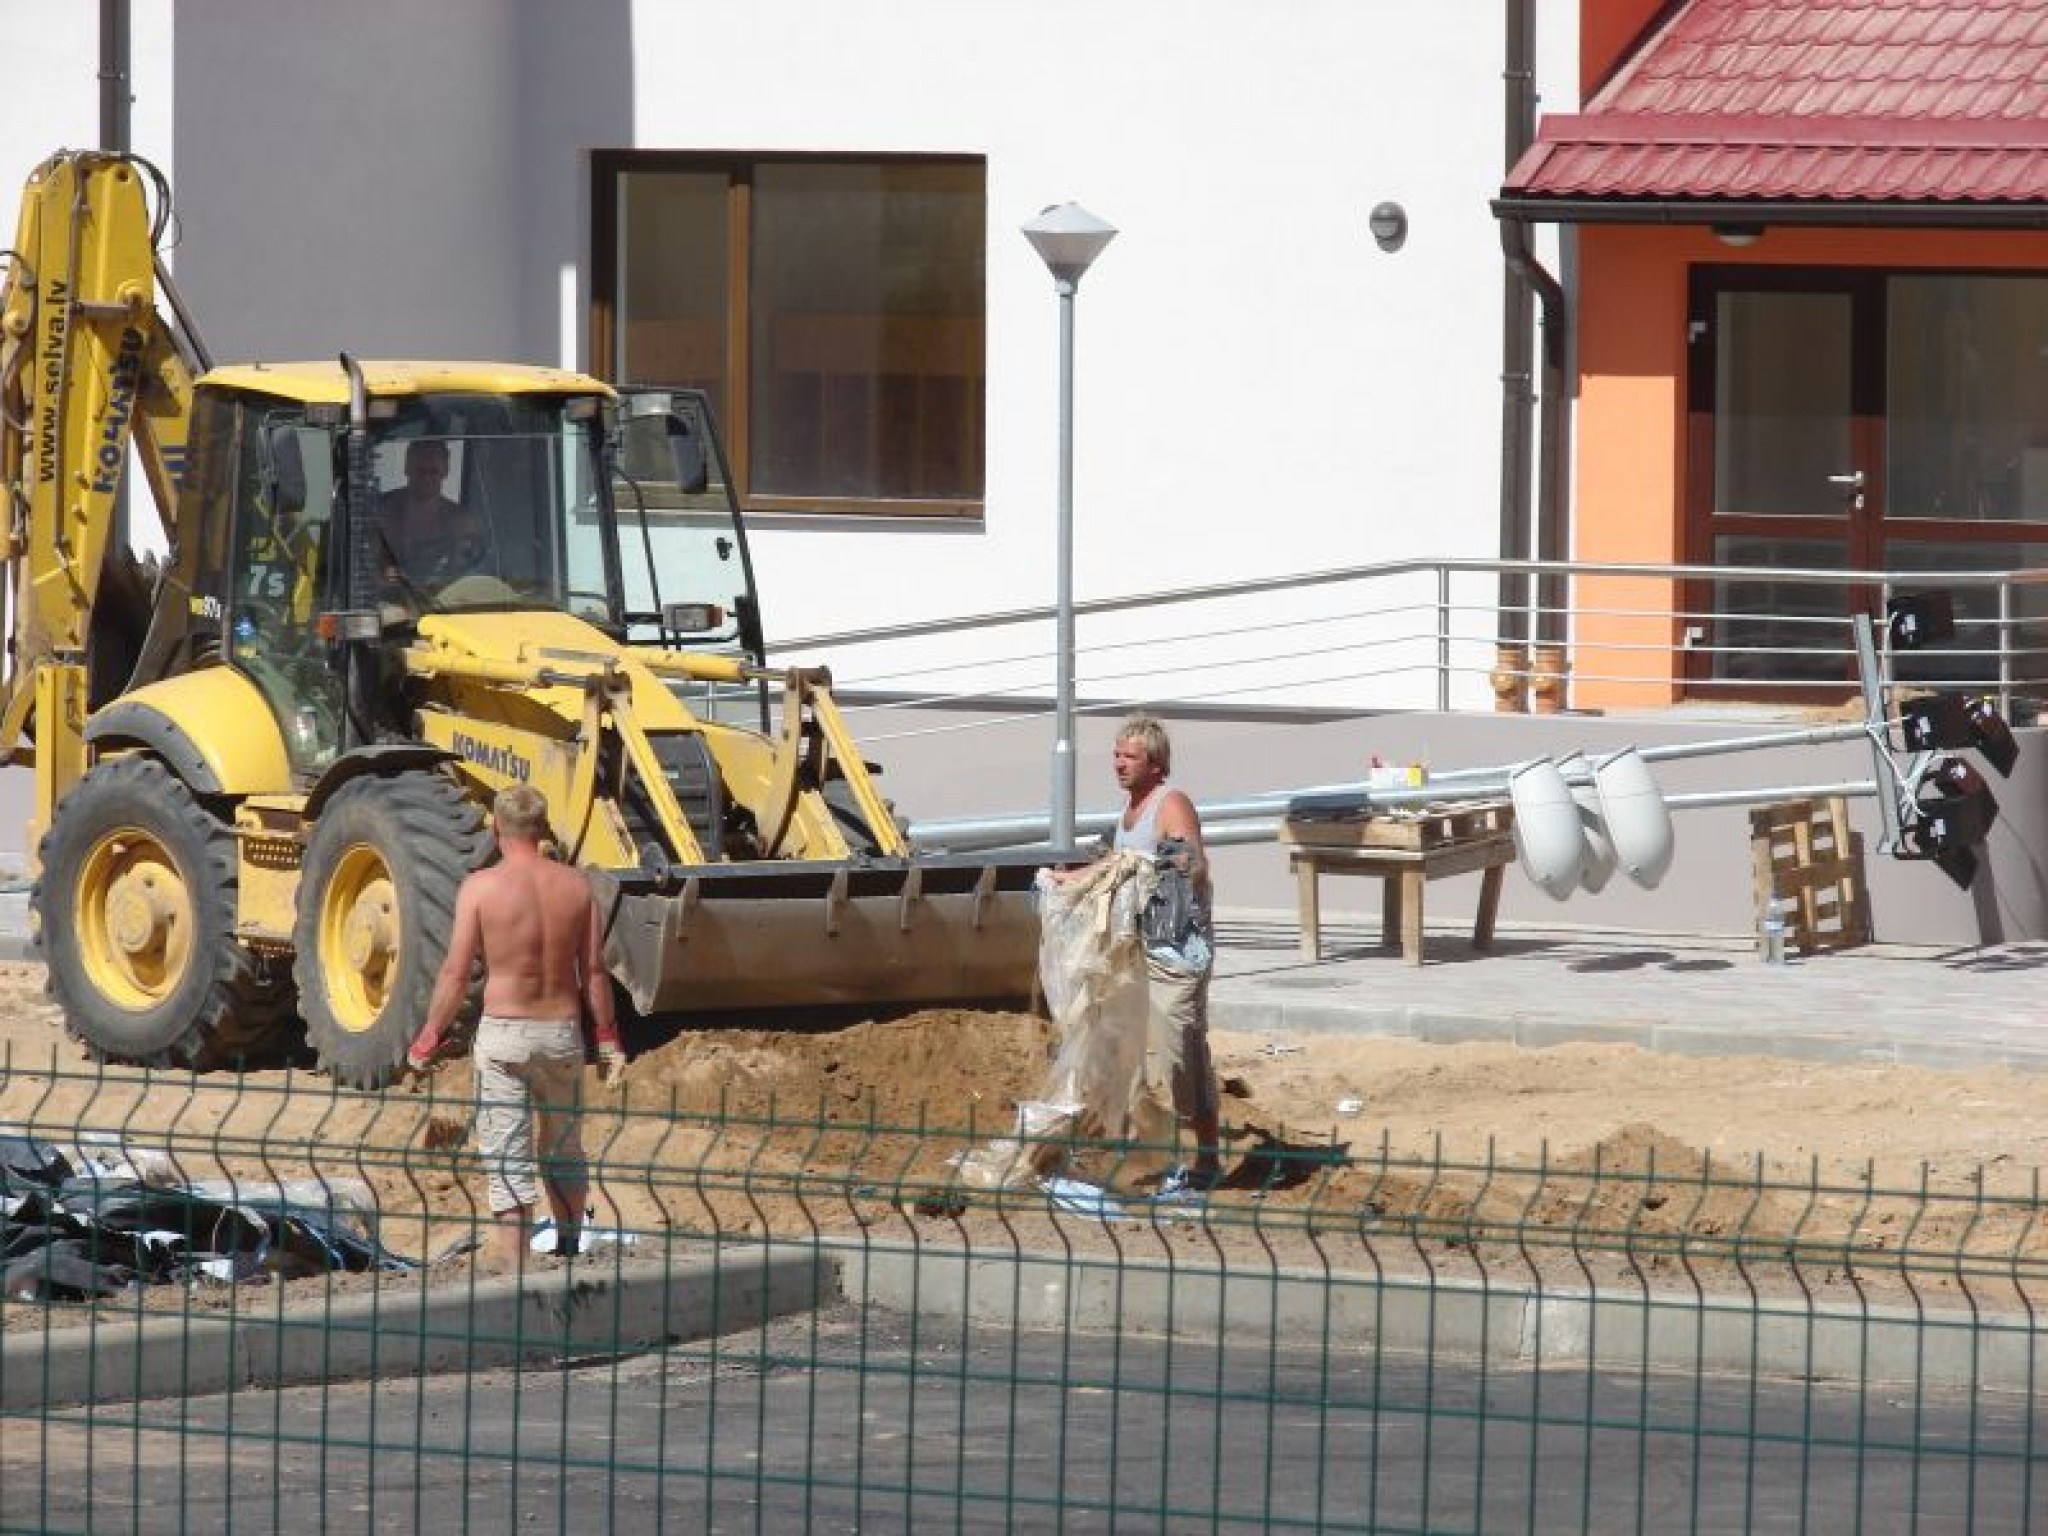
[8,1234,2036,1407]
[2,1246,832,1411]
[825,1238,2047,1394]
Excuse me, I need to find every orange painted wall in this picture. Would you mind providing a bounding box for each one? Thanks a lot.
[1572,223,2048,709]
[1582,0,1672,95]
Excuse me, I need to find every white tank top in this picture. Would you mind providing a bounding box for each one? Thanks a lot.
[1113,788,1164,853]
[1112,786,1213,950]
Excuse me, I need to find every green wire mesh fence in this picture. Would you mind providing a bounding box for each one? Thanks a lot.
[2,1047,2043,1533]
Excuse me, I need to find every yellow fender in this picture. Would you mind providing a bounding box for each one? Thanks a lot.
[86,667,291,795]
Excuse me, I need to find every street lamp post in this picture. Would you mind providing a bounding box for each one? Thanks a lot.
[1022,202,1117,852]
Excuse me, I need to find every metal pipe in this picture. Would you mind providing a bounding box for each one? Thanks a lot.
[339,353,378,751]
[1499,220,1571,648]
[98,1,130,154]
[1495,0,1538,668]
[910,779,1880,854]
[909,713,1890,852]
[1050,276,1078,852]
[1855,612,1905,853]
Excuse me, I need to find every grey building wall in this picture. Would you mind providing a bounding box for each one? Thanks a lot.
[169,0,633,367]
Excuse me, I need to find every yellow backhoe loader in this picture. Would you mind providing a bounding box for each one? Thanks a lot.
[0,150,1040,1085]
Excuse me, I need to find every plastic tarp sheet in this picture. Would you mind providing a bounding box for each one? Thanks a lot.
[1,1130,416,1304]
[953,852,1181,1191]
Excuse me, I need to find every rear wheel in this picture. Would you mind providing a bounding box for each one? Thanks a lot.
[294,774,489,1088]
[35,756,286,1069]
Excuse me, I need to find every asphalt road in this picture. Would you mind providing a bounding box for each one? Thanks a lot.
[8,1305,2039,1534]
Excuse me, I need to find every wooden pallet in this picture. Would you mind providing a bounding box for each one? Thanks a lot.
[1748,796,1871,957]
[1279,799,1514,852]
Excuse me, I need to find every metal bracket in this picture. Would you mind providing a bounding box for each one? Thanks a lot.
[825,868,849,937]
[898,864,923,933]
[674,874,701,942]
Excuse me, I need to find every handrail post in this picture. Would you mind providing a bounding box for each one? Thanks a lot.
[1998,578,2014,717]
[1436,566,1451,712]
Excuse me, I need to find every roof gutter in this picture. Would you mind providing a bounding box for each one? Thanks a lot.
[1491,195,2048,231]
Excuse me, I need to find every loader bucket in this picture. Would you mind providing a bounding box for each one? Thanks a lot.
[590,852,1048,1016]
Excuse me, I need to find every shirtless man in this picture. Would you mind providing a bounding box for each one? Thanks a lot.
[405,785,625,1268]
[378,438,484,586]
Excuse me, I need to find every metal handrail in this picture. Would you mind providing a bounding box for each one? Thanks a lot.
[769,556,2048,652]
[769,554,2048,719]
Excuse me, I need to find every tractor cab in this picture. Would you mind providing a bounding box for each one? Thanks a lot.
[137,370,762,780]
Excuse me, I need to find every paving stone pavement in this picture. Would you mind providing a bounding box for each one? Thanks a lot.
[1209,908,2048,1071]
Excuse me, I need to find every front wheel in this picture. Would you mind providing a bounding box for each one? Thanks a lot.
[294,773,488,1088]
[35,756,287,1069]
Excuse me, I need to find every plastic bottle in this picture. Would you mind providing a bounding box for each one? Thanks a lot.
[1760,896,1787,965]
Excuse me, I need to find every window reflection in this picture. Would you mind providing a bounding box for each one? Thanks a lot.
[1888,276,2048,523]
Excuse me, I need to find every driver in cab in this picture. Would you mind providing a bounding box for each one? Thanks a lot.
[378,439,485,589]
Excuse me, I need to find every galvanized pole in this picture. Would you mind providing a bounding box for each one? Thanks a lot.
[1051,275,1079,850]
[1022,202,1115,851]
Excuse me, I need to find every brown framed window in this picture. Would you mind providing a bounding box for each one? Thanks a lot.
[593,152,985,517]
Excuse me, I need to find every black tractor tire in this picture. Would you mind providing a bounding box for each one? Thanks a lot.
[821,775,904,857]
[35,756,286,1070]
[294,773,489,1088]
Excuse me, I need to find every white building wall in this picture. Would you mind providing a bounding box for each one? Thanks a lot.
[620,2,1579,713]
[0,1,1578,716]
[0,3,103,158]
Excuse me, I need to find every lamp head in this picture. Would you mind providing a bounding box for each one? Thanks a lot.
[1023,202,1117,288]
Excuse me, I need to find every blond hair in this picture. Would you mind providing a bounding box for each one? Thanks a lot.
[491,784,551,842]
[1116,712,1172,776]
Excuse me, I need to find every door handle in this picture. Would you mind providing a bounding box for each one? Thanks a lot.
[1826,470,1865,488]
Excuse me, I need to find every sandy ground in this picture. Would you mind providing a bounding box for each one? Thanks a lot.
[4,958,2047,1316]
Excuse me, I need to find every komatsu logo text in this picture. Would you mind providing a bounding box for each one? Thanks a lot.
[89,326,146,494]
[453,733,531,782]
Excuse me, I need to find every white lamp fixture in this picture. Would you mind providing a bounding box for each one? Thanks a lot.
[1593,748,1675,889]
[1562,754,1617,894]
[1508,758,1585,900]
[1023,202,1118,290]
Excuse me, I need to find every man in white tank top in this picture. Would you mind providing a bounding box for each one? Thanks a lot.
[1111,714,1224,1195]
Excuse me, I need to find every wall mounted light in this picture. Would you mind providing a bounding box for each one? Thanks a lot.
[1711,222,1764,248]
[1368,200,1408,252]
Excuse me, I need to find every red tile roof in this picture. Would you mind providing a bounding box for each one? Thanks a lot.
[1504,0,2048,212]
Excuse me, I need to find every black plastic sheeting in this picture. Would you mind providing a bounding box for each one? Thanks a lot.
[1,1132,418,1303]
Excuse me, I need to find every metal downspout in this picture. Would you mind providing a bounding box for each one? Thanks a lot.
[1500,218,1570,711]
[99,1,131,153]
[1495,0,1537,712]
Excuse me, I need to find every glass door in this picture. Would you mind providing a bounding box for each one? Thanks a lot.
[1685,271,1884,692]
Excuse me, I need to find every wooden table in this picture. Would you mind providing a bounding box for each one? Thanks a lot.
[1280,803,1516,966]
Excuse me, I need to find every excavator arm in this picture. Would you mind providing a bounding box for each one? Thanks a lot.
[0,151,205,825]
